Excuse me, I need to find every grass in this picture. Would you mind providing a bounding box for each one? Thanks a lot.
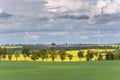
[0,61,120,80]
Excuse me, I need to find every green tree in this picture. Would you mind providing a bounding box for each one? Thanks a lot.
[68,54,73,61]
[0,47,3,60]
[77,50,84,61]
[105,51,114,60]
[93,51,98,61]
[98,54,103,60]
[39,48,48,61]
[31,51,39,61]
[22,47,30,61]
[113,49,120,60]
[58,50,67,62]
[49,46,57,62]
[2,48,7,60]
[14,51,20,61]
[7,49,14,61]
[86,50,94,61]
[51,43,56,46]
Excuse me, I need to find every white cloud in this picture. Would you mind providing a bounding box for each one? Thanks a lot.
[47,31,68,36]
[45,0,89,13]
[0,8,3,13]
[45,0,120,15]
[79,36,89,39]
[93,0,120,15]
[31,35,39,39]
[91,0,110,15]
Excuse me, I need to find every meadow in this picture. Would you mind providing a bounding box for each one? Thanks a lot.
[0,61,120,80]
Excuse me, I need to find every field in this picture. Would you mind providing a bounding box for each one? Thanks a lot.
[0,46,22,49]
[4,49,115,61]
[0,61,120,80]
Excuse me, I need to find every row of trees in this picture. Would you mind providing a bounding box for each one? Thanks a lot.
[0,46,120,62]
[77,49,120,61]
[22,44,117,51]
[0,47,73,62]
[22,47,73,62]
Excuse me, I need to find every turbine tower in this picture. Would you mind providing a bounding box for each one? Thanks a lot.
[97,30,102,45]
[97,29,102,55]
[66,32,71,46]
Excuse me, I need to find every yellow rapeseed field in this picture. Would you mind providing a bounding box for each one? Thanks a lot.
[2,49,115,62]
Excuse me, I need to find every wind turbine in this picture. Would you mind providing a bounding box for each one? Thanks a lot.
[97,30,102,45]
[89,5,105,56]
[65,32,71,46]
[23,31,31,45]
[65,31,73,55]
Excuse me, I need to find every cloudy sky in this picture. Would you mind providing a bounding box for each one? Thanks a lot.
[0,0,120,44]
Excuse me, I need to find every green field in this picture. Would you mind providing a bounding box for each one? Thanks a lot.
[0,61,120,80]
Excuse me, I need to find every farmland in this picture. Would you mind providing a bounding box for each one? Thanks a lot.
[2,49,115,61]
[0,44,118,62]
[0,46,22,49]
[0,61,120,80]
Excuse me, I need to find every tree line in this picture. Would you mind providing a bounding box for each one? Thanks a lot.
[77,49,120,61]
[0,46,73,62]
[13,43,118,51]
[0,46,120,62]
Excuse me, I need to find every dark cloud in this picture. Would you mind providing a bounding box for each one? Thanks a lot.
[91,12,120,24]
[59,15,89,20]
[0,12,13,18]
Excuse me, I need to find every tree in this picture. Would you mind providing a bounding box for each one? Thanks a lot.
[105,51,114,60]
[39,48,48,61]
[58,50,67,62]
[98,54,103,60]
[14,51,20,61]
[31,51,39,61]
[22,47,30,61]
[2,48,7,60]
[7,49,14,61]
[113,49,120,60]
[51,43,56,46]
[77,50,84,61]
[49,46,57,62]
[105,53,109,60]
[86,50,94,61]
[0,47,3,60]
[93,51,98,61]
[68,54,73,61]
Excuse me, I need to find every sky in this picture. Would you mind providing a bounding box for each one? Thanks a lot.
[0,0,120,44]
